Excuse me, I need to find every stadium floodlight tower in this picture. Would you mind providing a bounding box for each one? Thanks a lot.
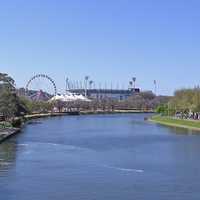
[154,80,157,95]
[132,77,136,89]
[84,76,89,97]
[89,80,93,89]
[65,78,70,93]
[129,81,133,89]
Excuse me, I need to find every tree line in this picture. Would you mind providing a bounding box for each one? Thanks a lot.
[157,87,200,116]
[0,72,171,123]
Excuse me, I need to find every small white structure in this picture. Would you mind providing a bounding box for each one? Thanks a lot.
[49,92,91,102]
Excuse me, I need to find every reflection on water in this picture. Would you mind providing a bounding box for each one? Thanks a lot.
[0,142,17,172]
[157,124,200,135]
[0,114,200,200]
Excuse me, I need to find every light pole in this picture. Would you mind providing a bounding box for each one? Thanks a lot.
[84,76,89,97]
[66,78,69,93]
[89,80,93,89]
[132,77,136,89]
[154,80,157,95]
[129,81,133,89]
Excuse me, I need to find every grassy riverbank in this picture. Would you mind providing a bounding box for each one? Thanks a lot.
[150,115,200,131]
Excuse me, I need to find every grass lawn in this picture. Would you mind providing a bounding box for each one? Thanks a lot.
[150,115,200,130]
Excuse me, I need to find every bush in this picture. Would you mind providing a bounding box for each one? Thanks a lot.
[11,118,22,128]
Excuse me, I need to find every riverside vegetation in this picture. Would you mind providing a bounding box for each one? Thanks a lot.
[2,72,200,132]
[154,87,200,130]
[0,72,170,129]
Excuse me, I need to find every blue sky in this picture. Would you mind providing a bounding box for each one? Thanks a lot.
[1,0,200,95]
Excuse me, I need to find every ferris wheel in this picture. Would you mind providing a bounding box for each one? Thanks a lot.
[25,74,57,101]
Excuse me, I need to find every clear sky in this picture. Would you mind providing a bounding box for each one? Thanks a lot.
[1,0,200,95]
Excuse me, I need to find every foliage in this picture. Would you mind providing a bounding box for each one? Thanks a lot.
[11,118,22,128]
[120,92,170,110]
[170,87,200,112]
[156,104,168,115]
[0,90,18,120]
[63,91,171,112]
[0,73,15,91]
[0,73,29,120]
[0,121,12,128]
[22,99,54,114]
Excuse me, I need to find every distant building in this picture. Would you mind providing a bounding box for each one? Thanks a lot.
[69,88,140,101]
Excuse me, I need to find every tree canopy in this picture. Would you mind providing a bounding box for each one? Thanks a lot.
[0,73,28,120]
[170,88,200,112]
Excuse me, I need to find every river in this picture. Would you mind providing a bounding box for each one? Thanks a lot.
[0,114,200,200]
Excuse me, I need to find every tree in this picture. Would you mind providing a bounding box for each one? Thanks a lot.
[156,104,168,115]
[0,90,18,120]
[0,73,29,121]
[0,73,15,91]
[0,73,17,120]
[170,88,200,112]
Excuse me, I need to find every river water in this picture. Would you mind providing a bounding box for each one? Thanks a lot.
[0,114,200,200]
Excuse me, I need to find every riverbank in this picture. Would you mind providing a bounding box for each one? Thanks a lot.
[149,115,200,131]
[24,110,154,120]
[0,128,20,143]
[80,110,154,115]
[24,111,80,120]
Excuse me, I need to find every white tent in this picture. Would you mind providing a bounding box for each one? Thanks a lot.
[49,92,91,102]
